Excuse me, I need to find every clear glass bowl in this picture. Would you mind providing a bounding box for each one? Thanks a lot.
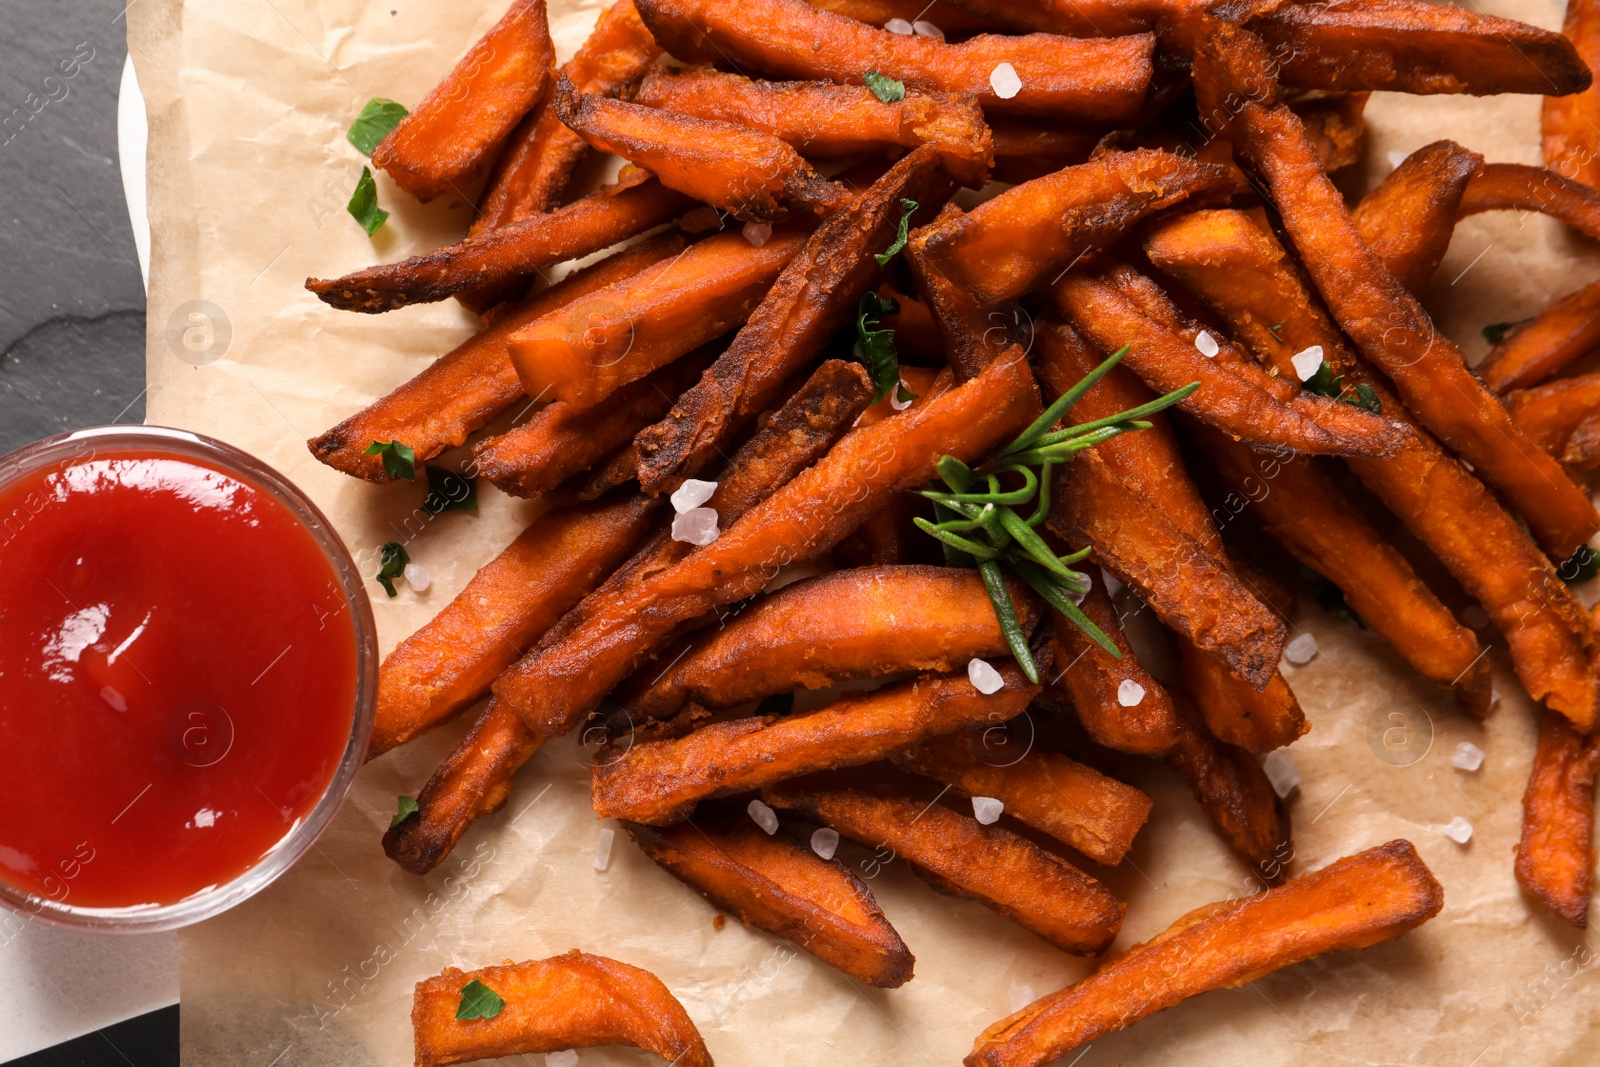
[0,425,377,933]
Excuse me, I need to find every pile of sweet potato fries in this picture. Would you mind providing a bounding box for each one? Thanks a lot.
[307,0,1600,1062]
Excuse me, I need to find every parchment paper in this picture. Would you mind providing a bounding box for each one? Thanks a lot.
[127,0,1600,1062]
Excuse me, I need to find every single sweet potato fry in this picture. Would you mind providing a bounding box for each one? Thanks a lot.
[892,729,1153,866]
[988,119,1097,184]
[635,0,1155,119]
[1480,278,1600,392]
[903,203,1013,380]
[1507,374,1600,471]
[1163,695,1291,885]
[371,494,660,759]
[509,223,810,409]
[555,76,850,221]
[497,353,1040,736]
[1176,634,1306,752]
[634,146,953,493]
[966,840,1444,1067]
[1545,0,1600,189]
[1195,19,1600,559]
[474,0,661,231]
[308,235,684,481]
[412,950,712,1067]
[384,361,875,873]
[626,565,1038,720]
[307,172,693,312]
[1348,141,1482,292]
[636,67,992,186]
[372,0,555,203]
[764,776,1126,955]
[473,346,716,498]
[1460,162,1600,242]
[1050,271,1407,459]
[595,661,1038,824]
[625,805,914,986]
[1516,710,1600,927]
[920,150,1233,305]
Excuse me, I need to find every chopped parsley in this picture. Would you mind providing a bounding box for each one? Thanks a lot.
[423,466,478,515]
[390,795,419,828]
[1306,363,1380,414]
[347,166,389,236]
[375,542,410,598]
[364,438,416,480]
[874,199,919,267]
[853,291,912,404]
[347,98,409,156]
[1482,318,1532,344]
[863,70,906,103]
[455,979,506,1021]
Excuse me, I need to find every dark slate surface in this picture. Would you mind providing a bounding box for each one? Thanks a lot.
[0,2,173,1063]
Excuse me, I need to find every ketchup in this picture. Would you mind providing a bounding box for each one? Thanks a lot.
[0,445,358,909]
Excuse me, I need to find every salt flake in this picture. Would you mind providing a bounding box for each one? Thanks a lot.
[885,16,914,33]
[1442,816,1473,844]
[1117,679,1146,707]
[547,1052,580,1067]
[742,221,773,247]
[671,478,717,513]
[1194,330,1219,357]
[1452,741,1485,772]
[748,799,779,834]
[100,685,128,712]
[1291,345,1325,382]
[671,507,720,546]
[990,62,1022,100]
[594,827,615,871]
[968,657,1004,694]
[404,562,431,593]
[972,796,1004,824]
[1387,149,1408,170]
[1284,632,1319,666]
[1263,750,1301,798]
[811,827,840,860]
[912,19,944,38]
[890,382,914,411]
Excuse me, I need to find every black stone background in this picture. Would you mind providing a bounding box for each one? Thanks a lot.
[1,0,175,1062]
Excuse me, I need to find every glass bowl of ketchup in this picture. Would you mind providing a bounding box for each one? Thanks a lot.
[0,425,377,932]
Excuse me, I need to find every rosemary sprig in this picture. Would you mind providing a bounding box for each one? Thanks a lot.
[914,345,1198,683]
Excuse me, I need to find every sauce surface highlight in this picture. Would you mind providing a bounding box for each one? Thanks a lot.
[0,446,358,909]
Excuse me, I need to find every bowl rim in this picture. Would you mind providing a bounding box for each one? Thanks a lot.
[0,424,378,934]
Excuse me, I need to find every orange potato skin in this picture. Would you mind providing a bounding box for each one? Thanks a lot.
[556,76,849,221]
[1480,278,1600,392]
[1460,162,1600,243]
[627,565,1037,720]
[633,146,954,493]
[1507,374,1600,471]
[496,355,1041,736]
[921,150,1234,305]
[1516,709,1600,927]
[1291,91,1368,173]
[307,235,684,481]
[636,0,1155,119]
[384,361,875,873]
[966,840,1444,1067]
[903,203,1020,381]
[1545,0,1600,189]
[1177,635,1306,753]
[412,951,712,1067]
[987,119,1097,184]
[373,0,556,203]
[306,173,693,312]
[1348,141,1482,292]
[805,0,995,34]
[509,224,810,409]
[473,346,715,499]
[371,494,660,759]
[892,729,1153,866]
[594,661,1039,824]
[1195,20,1600,560]
[764,778,1127,955]
[624,807,915,986]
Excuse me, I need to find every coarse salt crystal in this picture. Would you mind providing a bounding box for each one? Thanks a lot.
[890,383,915,411]
[1453,741,1486,772]
[1387,149,1408,170]
[547,1051,580,1067]
[972,796,1004,824]
[594,827,614,871]
[671,507,720,546]
[811,827,840,860]
[742,221,773,247]
[990,62,1022,100]
[1194,330,1219,357]
[1263,750,1301,798]
[680,205,722,233]
[1462,605,1491,629]
[1008,983,1036,1012]
[1291,345,1325,381]
[968,657,1004,694]
[100,685,128,712]
[748,799,779,834]
[885,16,914,33]
[1284,632,1319,666]
[193,808,217,828]
[671,478,717,513]
[1442,816,1473,844]
[1117,679,1146,707]
[405,562,431,592]
[913,19,944,38]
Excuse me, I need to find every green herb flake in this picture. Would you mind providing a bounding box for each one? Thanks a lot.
[863,70,906,103]
[1482,318,1532,344]
[347,98,409,156]
[364,438,417,480]
[348,165,390,236]
[455,979,506,1021]
[1306,363,1380,414]
[424,466,478,515]
[1298,565,1365,628]
[853,291,903,403]
[376,541,410,598]
[1559,545,1600,585]
[875,199,919,267]
[1267,322,1285,343]
[390,795,419,829]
